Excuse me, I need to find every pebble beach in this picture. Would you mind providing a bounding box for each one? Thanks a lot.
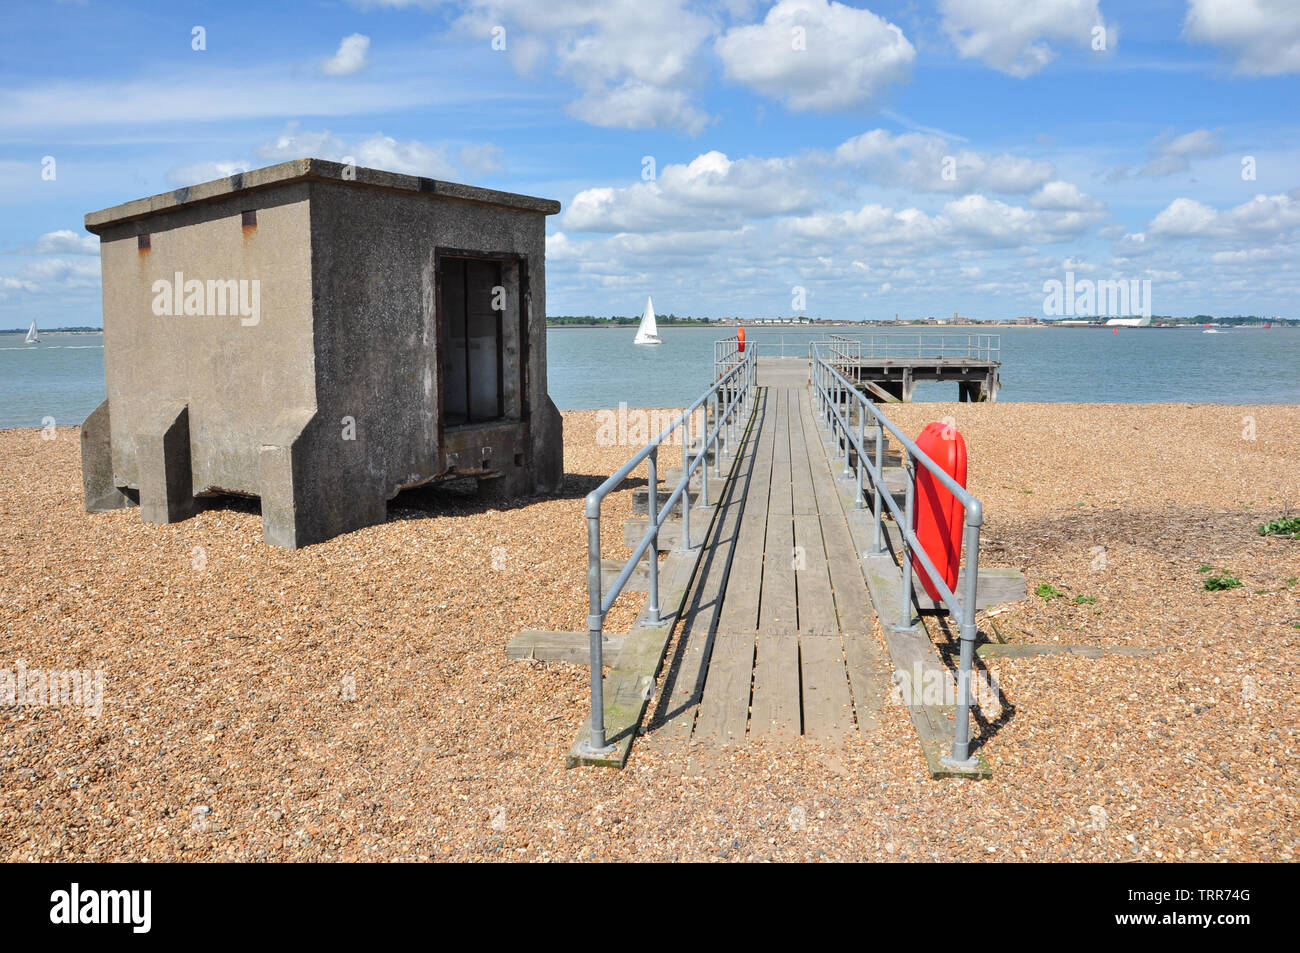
[1,403,1296,862]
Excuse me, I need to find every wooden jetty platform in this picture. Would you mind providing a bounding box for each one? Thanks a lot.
[643,385,891,752]
[827,333,1001,402]
[512,346,1023,778]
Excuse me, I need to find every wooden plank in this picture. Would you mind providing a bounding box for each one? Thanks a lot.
[601,557,650,593]
[886,628,953,698]
[715,390,774,634]
[633,484,717,514]
[650,401,758,748]
[977,643,1168,659]
[799,635,854,741]
[842,633,886,733]
[507,630,625,666]
[689,388,775,745]
[915,567,1028,611]
[749,631,800,739]
[661,471,725,493]
[759,505,796,633]
[692,629,755,745]
[755,357,810,388]
[796,388,887,734]
[862,379,901,403]
[792,514,838,636]
[623,511,713,551]
[768,388,793,517]
[862,552,909,632]
[789,392,819,518]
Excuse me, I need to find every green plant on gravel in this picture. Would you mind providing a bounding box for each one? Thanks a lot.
[1287,577,1299,587]
[1073,594,1096,605]
[1258,516,1300,539]
[1198,565,1212,573]
[1203,571,1243,592]
[1036,583,1063,601]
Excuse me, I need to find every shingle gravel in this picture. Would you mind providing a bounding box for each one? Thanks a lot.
[0,404,1294,861]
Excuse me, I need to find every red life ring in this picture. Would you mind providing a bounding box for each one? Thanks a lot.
[913,422,968,602]
[737,327,746,352]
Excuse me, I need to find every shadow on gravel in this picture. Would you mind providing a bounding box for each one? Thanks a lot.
[389,471,648,519]
[182,471,650,526]
[931,613,1017,756]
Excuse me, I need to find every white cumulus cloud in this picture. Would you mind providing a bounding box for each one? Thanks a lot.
[1184,0,1300,76]
[31,230,99,255]
[448,0,716,134]
[940,0,1107,77]
[321,34,371,76]
[1149,190,1300,239]
[166,160,251,186]
[564,151,818,232]
[256,122,459,178]
[832,129,1054,194]
[715,0,915,111]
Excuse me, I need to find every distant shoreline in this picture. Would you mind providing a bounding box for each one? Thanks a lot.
[0,328,102,335]
[5,322,1298,334]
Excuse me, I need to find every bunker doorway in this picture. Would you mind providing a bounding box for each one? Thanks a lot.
[440,256,507,426]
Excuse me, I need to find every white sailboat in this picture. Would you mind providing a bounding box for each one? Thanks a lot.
[24,320,39,344]
[633,296,662,345]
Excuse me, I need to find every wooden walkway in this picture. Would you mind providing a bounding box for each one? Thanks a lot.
[644,384,889,752]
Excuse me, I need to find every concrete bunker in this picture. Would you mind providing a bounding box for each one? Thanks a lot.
[80,158,564,548]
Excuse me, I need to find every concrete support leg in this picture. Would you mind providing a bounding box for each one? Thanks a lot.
[137,402,198,524]
[531,395,565,494]
[80,399,135,512]
[902,368,915,403]
[258,408,387,549]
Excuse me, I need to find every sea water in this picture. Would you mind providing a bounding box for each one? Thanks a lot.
[2,326,1298,429]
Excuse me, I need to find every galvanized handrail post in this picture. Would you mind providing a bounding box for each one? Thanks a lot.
[872,417,884,553]
[822,361,829,420]
[714,391,723,479]
[721,389,730,462]
[841,393,852,478]
[838,378,848,473]
[942,505,984,770]
[698,405,709,510]
[855,400,865,508]
[646,447,661,625]
[678,410,691,550]
[899,457,916,630]
[581,504,614,756]
[728,381,736,451]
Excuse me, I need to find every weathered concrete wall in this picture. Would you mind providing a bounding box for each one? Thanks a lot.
[93,185,315,498]
[83,159,563,548]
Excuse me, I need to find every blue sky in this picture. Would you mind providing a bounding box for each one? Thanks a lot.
[2,0,1298,328]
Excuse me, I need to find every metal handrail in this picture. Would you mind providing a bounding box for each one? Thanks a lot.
[578,344,759,757]
[713,336,743,380]
[728,332,813,358]
[810,341,985,770]
[841,333,1000,363]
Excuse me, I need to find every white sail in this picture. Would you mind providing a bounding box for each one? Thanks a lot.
[24,320,39,344]
[633,296,662,345]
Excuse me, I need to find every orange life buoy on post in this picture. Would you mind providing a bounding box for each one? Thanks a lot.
[912,422,968,602]
[737,327,745,352]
